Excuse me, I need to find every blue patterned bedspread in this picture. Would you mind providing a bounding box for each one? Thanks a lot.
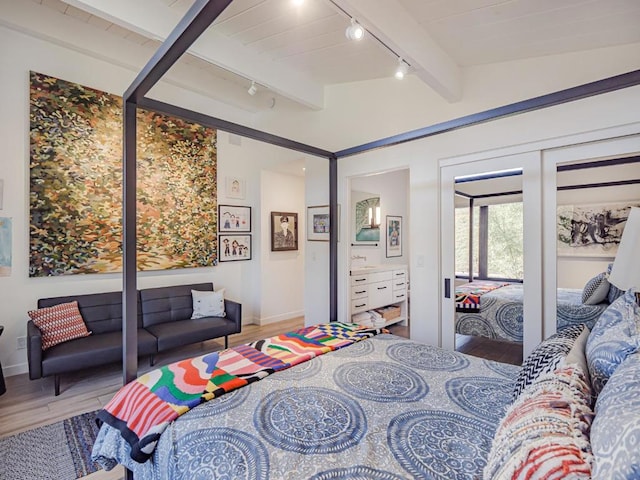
[456,284,608,342]
[92,334,519,480]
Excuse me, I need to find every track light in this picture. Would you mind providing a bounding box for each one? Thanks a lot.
[345,18,364,41]
[395,59,408,79]
[248,81,257,96]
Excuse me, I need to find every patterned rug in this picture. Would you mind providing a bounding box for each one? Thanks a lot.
[0,409,101,480]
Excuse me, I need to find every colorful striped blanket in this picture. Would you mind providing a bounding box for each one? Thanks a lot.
[97,323,385,463]
[455,280,510,312]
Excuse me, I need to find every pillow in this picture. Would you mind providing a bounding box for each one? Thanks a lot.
[585,288,640,397]
[485,365,594,480]
[591,353,640,479]
[581,272,610,305]
[28,300,91,350]
[191,289,226,319]
[606,263,625,304]
[513,324,587,401]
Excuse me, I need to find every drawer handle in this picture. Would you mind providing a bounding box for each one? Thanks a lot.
[377,286,387,290]
[355,290,366,294]
[395,294,405,299]
[395,272,405,276]
[355,278,366,282]
[355,303,366,308]
[395,282,405,287]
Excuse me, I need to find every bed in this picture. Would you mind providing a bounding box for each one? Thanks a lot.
[455,282,608,343]
[91,323,519,480]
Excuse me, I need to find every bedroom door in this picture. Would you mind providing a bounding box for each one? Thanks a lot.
[440,152,543,357]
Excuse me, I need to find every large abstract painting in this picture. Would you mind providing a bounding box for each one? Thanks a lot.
[30,72,218,277]
[557,202,639,257]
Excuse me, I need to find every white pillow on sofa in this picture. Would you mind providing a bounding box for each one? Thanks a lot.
[191,289,226,319]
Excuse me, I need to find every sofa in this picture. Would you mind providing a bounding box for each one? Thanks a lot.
[27,282,241,395]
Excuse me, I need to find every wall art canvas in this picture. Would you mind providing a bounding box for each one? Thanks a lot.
[225,176,245,199]
[219,234,251,262]
[271,211,298,251]
[386,215,402,258]
[29,71,218,277]
[0,217,11,276]
[557,202,640,257]
[353,191,380,243]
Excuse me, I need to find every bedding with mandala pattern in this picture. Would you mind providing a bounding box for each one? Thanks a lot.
[455,283,608,343]
[92,334,519,480]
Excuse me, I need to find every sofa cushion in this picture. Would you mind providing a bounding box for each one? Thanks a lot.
[485,364,594,479]
[591,353,640,478]
[581,272,610,305]
[586,288,640,397]
[191,289,226,319]
[28,301,91,350]
[41,329,157,376]
[513,324,586,401]
[145,317,236,352]
[140,283,213,327]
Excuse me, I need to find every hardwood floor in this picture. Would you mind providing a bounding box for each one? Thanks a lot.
[0,318,516,480]
[455,333,523,365]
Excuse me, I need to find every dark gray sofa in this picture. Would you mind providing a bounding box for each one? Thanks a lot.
[27,283,241,395]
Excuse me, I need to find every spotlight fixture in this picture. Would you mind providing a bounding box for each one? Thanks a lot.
[394,58,408,79]
[345,18,364,41]
[248,81,257,96]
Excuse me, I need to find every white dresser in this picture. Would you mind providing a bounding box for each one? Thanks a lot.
[350,264,408,327]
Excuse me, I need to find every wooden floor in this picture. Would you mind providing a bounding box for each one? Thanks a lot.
[456,333,523,365]
[0,318,518,480]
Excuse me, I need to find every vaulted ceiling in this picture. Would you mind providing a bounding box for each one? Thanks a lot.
[7,0,640,113]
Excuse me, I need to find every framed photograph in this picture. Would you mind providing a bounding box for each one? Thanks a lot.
[219,234,252,262]
[225,176,245,199]
[271,211,298,251]
[307,205,330,241]
[386,215,402,257]
[218,205,251,232]
[557,202,640,257]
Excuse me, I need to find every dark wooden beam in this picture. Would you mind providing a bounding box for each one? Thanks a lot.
[329,155,338,322]
[124,0,233,103]
[335,69,640,158]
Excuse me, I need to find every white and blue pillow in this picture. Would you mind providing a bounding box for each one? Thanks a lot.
[590,353,640,478]
[581,272,610,305]
[585,288,640,397]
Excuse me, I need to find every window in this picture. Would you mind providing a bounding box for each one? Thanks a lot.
[455,202,523,282]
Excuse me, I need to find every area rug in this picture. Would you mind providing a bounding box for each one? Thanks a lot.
[0,409,101,480]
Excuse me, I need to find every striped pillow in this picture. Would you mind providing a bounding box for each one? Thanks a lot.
[485,365,594,479]
[28,301,91,350]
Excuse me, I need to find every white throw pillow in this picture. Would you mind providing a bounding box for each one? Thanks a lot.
[191,289,226,319]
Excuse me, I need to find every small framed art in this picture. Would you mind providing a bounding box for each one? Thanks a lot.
[225,176,245,199]
[307,205,329,241]
[271,211,298,251]
[219,234,252,262]
[219,205,251,232]
[386,215,402,258]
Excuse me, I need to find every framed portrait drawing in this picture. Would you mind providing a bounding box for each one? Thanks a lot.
[307,205,329,241]
[219,234,251,262]
[225,176,245,199]
[271,211,298,251]
[557,202,639,257]
[218,205,251,232]
[386,215,402,258]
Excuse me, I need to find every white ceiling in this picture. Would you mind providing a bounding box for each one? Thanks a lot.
[12,0,640,111]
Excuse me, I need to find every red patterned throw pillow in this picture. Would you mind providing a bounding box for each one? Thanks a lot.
[28,301,91,350]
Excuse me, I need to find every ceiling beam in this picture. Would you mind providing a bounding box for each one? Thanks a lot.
[332,0,462,102]
[64,0,326,109]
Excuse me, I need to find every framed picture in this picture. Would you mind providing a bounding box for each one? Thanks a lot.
[307,205,330,241]
[271,211,298,251]
[557,202,640,257]
[225,176,245,199]
[386,215,402,257]
[218,234,252,262]
[218,205,251,232]
[353,190,380,243]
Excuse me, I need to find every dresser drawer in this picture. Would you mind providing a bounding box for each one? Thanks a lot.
[392,269,407,281]
[368,280,393,308]
[350,274,369,286]
[368,271,392,283]
[392,290,407,303]
[351,298,369,313]
[351,285,368,299]
[393,279,407,290]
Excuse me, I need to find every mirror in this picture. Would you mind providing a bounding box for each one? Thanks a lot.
[555,157,640,332]
[452,170,524,364]
[352,190,380,242]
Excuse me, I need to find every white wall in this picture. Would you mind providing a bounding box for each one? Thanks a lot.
[260,170,305,324]
[0,26,305,376]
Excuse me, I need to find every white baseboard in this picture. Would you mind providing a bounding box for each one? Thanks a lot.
[257,310,304,326]
[5,362,28,377]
